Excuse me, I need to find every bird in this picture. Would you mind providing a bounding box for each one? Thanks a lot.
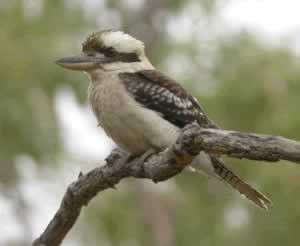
[56,29,271,209]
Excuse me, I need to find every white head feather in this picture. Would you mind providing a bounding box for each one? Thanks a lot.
[101,30,145,54]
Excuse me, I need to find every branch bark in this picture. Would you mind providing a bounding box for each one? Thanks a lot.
[32,123,300,246]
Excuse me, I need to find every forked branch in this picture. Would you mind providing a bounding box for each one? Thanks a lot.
[32,123,300,246]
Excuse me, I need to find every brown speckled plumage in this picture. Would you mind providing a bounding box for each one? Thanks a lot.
[61,30,271,209]
[120,70,218,128]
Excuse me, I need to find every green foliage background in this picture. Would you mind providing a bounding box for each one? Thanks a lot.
[1,0,300,245]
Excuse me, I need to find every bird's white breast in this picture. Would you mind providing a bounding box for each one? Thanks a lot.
[88,73,180,154]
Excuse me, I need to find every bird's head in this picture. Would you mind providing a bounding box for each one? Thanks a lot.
[56,30,153,74]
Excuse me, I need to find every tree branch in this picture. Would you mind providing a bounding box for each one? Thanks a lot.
[32,123,300,246]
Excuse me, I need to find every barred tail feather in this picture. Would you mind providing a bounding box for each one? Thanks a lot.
[210,157,272,209]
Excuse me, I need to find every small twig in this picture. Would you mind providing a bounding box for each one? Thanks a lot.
[32,123,300,246]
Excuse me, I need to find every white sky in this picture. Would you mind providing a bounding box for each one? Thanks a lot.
[222,0,300,42]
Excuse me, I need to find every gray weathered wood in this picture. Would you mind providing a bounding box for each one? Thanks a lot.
[32,123,300,246]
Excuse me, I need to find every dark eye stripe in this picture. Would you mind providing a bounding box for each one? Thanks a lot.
[99,52,141,63]
[83,45,140,63]
[117,52,140,62]
[96,47,116,57]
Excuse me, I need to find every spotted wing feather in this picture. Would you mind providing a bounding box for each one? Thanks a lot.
[119,69,217,129]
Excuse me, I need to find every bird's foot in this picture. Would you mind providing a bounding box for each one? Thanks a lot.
[105,148,127,165]
[138,149,157,164]
[182,121,200,133]
[124,149,157,164]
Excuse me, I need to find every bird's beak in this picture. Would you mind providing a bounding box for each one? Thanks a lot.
[55,55,104,71]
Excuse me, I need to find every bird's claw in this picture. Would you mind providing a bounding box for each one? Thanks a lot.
[182,121,199,133]
[139,149,157,163]
[105,148,127,165]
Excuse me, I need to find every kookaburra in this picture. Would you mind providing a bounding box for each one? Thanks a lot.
[56,30,271,209]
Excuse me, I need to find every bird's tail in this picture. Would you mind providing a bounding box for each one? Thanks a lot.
[210,157,271,209]
[191,154,272,209]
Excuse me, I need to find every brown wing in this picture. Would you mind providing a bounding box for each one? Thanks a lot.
[119,69,218,129]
